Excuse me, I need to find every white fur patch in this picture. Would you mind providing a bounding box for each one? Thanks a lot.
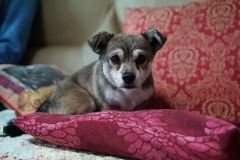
[110,48,124,59]
[132,49,152,87]
[102,62,123,88]
[102,48,125,87]
[104,87,153,111]
[132,49,146,57]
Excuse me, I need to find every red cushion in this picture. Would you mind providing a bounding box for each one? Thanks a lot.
[13,110,240,159]
[124,0,240,123]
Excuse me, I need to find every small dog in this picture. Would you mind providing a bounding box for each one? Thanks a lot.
[37,28,166,114]
[4,28,166,136]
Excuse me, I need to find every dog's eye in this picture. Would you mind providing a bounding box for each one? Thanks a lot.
[110,55,120,65]
[136,55,147,65]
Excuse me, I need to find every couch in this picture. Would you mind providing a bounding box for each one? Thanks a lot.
[23,0,240,123]
[1,0,240,159]
[23,0,195,73]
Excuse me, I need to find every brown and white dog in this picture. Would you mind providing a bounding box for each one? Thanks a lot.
[37,28,166,114]
[4,28,166,136]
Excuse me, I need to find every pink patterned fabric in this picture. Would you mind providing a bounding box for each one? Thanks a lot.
[13,110,240,160]
[124,0,240,123]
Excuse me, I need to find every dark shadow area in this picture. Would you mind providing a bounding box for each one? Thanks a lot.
[20,1,46,65]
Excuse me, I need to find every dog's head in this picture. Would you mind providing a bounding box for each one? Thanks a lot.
[88,29,167,89]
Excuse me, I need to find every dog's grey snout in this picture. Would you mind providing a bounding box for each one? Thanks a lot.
[122,72,135,84]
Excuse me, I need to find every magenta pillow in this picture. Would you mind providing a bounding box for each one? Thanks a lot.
[13,110,240,160]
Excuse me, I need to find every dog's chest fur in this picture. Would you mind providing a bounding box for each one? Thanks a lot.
[75,62,154,111]
[104,86,153,111]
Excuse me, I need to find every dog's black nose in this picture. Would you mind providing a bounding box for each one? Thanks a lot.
[122,73,135,83]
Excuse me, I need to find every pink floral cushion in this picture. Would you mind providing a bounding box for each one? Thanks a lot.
[13,110,240,160]
[124,0,240,123]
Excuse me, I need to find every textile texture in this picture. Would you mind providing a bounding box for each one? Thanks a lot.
[124,0,240,124]
[0,110,123,160]
[14,110,240,160]
[0,65,65,115]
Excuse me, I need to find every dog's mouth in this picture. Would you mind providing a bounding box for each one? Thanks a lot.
[121,84,136,89]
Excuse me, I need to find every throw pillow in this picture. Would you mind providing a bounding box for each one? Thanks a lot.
[0,65,66,115]
[124,0,240,123]
[13,110,240,160]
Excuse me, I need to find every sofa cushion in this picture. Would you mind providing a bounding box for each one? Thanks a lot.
[29,0,120,46]
[29,46,97,73]
[114,0,195,26]
[124,0,240,123]
[0,65,66,115]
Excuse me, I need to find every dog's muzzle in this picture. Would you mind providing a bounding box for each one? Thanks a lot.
[122,72,135,84]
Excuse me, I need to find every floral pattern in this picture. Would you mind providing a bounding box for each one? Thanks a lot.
[124,0,240,123]
[13,110,240,160]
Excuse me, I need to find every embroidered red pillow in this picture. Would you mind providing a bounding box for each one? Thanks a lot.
[13,110,240,160]
[124,0,240,123]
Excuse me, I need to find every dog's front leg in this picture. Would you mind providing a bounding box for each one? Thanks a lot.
[37,80,96,115]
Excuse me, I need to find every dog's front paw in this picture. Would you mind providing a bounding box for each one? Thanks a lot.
[3,121,25,137]
[36,100,51,112]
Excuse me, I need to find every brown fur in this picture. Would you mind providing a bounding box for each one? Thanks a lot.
[37,29,167,115]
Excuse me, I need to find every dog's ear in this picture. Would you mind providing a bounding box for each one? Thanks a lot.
[88,31,114,54]
[142,28,167,54]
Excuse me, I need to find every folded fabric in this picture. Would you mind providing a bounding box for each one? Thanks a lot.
[13,109,240,160]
